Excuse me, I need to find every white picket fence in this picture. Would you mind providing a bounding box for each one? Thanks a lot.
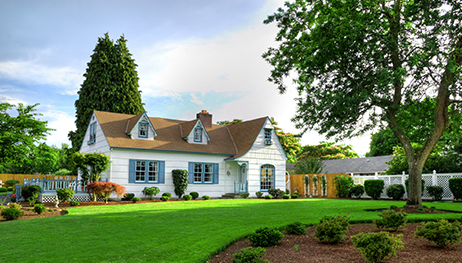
[352,171,462,200]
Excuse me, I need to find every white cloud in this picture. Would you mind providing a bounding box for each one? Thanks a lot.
[190,93,204,105]
[0,61,82,95]
[37,106,75,147]
[0,94,27,105]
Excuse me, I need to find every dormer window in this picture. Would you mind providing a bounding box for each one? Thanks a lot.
[194,126,202,142]
[139,122,148,138]
[264,129,272,145]
[88,122,96,145]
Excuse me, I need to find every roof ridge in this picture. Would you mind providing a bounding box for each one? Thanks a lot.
[226,126,238,155]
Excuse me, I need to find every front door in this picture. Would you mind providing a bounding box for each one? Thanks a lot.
[238,165,247,193]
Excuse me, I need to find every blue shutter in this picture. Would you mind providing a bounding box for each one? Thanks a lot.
[158,161,165,184]
[188,162,194,183]
[212,163,219,184]
[129,159,135,183]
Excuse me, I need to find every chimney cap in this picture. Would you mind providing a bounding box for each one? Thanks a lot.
[200,110,209,114]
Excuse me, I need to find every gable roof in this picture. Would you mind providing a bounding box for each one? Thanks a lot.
[180,119,211,141]
[126,112,157,137]
[93,111,268,157]
[321,155,392,174]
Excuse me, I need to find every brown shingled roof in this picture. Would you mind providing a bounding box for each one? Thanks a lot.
[94,111,268,157]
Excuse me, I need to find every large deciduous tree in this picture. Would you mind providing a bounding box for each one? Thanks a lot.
[300,141,359,160]
[263,0,462,207]
[69,33,144,152]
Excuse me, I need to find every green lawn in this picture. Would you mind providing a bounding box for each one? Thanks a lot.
[1,199,461,263]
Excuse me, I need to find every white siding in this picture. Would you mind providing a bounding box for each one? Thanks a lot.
[80,114,110,155]
[187,122,208,145]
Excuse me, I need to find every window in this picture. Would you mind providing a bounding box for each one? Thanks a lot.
[264,129,272,145]
[129,160,165,184]
[260,164,274,191]
[188,162,218,184]
[194,126,202,142]
[139,122,148,138]
[88,122,96,144]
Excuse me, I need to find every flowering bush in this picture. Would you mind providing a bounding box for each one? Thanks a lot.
[86,182,125,203]
[10,194,17,202]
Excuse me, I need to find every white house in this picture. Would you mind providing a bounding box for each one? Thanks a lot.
[80,110,287,198]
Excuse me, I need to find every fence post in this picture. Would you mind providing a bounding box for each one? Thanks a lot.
[374,172,378,179]
[432,170,437,186]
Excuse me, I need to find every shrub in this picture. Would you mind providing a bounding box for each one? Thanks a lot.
[172,169,188,198]
[333,175,354,198]
[86,182,125,203]
[132,197,142,203]
[255,191,263,198]
[162,192,172,198]
[142,186,160,200]
[405,179,425,197]
[291,193,299,199]
[190,192,199,200]
[122,193,135,201]
[53,168,73,175]
[7,187,13,192]
[21,185,42,202]
[267,188,284,199]
[240,192,250,199]
[390,205,398,209]
[232,247,268,263]
[161,193,172,201]
[9,203,22,210]
[33,204,47,215]
[202,195,210,200]
[449,178,462,200]
[350,184,365,199]
[414,219,462,247]
[264,195,272,199]
[374,209,407,232]
[1,207,24,220]
[426,186,444,201]
[248,227,284,247]
[282,194,291,199]
[285,222,306,235]
[285,189,290,194]
[0,187,7,192]
[4,180,20,187]
[69,201,80,206]
[364,179,384,200]
[351,232,404,263]
[315,213,350,243]
[183,194,192,201]
[386,184,405,200]
[56,188,75,202]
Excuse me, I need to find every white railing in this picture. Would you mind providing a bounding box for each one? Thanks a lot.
[352,171,462,200]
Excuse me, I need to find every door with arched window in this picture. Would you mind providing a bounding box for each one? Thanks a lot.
[260,164,274,191]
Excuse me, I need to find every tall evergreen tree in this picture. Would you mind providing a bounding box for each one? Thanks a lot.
[69,33,144,151]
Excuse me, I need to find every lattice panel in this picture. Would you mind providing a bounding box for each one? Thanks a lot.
[437,175,452,199]
[421,175,433,198]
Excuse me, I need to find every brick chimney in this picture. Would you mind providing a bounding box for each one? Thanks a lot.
[196,110,212,128]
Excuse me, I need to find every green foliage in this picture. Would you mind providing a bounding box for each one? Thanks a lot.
[69,33,144,152]
[202,195,210,200]
[264,195,272,200]
[72,152,110,185]
[161,192,172,201]
[33,204,47,215]
[53,169,73,175]
[426,186,444,201]
[333,175,353,198]
[21,185,42,201]
[255,191,263,198]
[290,193,299,199]
[351,232,404,263]
[4,180,20,187]
[1,207,24,220]
[282,194,291,199]
[132,197,141,203]
[216,119,243,126]
[294,157,324,174]
[142,186,160,200]
[449,178,462,200]
[182,194,192,201]
[350,185,365,199]
[248,227,284,247]
[268,188,284,199]
[162,192,172,198]
[122,193,135,201]
[56,188,75,202]
[386,184,405,200]
[8,203,21,210]
[404,179,425,197]
[240,192,250,199]
[190,192,199,200]
[315,213,350,244]
[414,219,462,247]
[69,201,80,206]
[7,187,13,191]
[374,210,407,232]
[172,169,188,198]
[0,187,6,192]
[269,117,302,164]
[285,222,306,235]
[364,180,384,200]
[300,142,359,160]
[232,247,268,263]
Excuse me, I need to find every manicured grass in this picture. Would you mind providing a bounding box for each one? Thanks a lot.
[0,199,461,263]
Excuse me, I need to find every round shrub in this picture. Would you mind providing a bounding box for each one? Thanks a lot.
[21,185,42,201]
[190,192,199,200]
[142,186,160,200]
[285,222,306,235]
[264,195,272,199]
[202,195,210,200]
[350,184,365,199]
[161,195,170,201]
[4,180,20,187]
[351,232,404,263]
[364,179,384,200]
[386,184,405,200]
[56,188,75,202]
[290,193,299,199]
[183,194,192,201]
[122,193,135,201]
[9,203,22,210]
[1,207,24,220]
[0,187,7,193]
[33,204,47,215]
[162,192,172,198]
[132,197,142,203]
[255,191,263,198]
[374,209,407,232]
[414,219,462,247]
[282,194,291,199]
[69,200,80,206]
[232,247,267,263]
[240,192,250,199]
[449,178,462,200]
[248,227,284,247]
[315,213,350,244]
[426,186,444,201]
[7,187,13,192]
[267,188,284,199]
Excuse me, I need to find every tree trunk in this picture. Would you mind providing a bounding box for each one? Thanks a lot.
[405,161,424,207]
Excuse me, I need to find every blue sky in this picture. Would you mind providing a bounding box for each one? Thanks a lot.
[0,0,371,155]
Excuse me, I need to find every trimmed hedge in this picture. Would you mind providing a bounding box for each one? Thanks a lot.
[386,184,405,200]
[449,178,462,200]
[364,180,384,200]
